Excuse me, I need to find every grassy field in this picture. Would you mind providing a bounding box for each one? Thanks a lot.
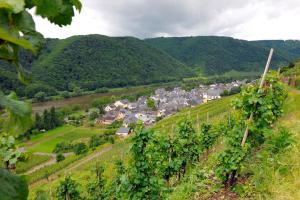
[16,154,53,174]
[24,125,106,153]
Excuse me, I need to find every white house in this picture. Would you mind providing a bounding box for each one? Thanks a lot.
[104,105,114,112]
[116,127,130,137]
[114,99,129,108]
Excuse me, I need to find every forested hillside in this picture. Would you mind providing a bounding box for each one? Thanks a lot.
[145,36,295,74]
[0,35,192,95]
[1,35,300,98]
[252,40,300,60]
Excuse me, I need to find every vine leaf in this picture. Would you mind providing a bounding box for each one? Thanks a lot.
[0,0,25,13]
[0,28,35,52]
[0,91,32,135]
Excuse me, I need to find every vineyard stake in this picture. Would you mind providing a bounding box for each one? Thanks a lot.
[241,48,274,147]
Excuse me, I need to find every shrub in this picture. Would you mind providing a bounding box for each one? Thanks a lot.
[89,110,99,121]
[73,143,88,155]
[34,190,50,200]
[34,92,46,102]
[56,176,81,200]
[89,135,105,149]
[53,142,73,153]
[95,87,109,93]
[266,127,294,154]
[107,120,123,129]
[25,83,57,98]
[60,91,70,99]
[56,153,65,162]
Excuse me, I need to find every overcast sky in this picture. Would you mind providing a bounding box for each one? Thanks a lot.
[33,0,300,40]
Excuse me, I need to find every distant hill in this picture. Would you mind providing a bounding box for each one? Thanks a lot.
[0,35,193,94]
[31,35,193,91]
[251,40,300,61]
[145,36,295,74]
[1,35,300,97]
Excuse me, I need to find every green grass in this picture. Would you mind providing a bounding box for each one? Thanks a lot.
[25,125,106,153]
[16,154,53,174]
[28,96,235,199]
[25,154,84,185]
[246,90,300,200]
[28,140,130,199]
[167,89,300,200]
[154,95,234,133]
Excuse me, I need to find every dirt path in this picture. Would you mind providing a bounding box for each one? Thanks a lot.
[23,152,74,175]
[29,145,113,188]
[24,158,56,175]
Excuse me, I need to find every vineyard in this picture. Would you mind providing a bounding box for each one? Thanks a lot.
[22,70,300,200]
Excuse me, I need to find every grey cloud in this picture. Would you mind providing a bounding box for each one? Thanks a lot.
[38,0,300,40]
[82,0,256,38]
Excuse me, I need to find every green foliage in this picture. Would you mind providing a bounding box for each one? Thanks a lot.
[0,135,21,170]
[95,87,109,93]
[88,110,99,121]
[56,153,65,162]
[90,96,114,108]
[60,91,70,98]
[126,127,164,199]
[25,83,57,98]
[234,74,287,130]
[88,134,112,149]
[56,176,81,200]
[73,142,88,155]
[174,120,201,177]
[108,160,126,199]
[266,127,294,154]
[53,142,73,154]
[146,36,295,75]
[1,35,193,92]
[16,154,52,174]
[36,107,62,131]
[0,0,81,78]
[199,122,214,151]
[215,73,288,187]
[146,98,156,110]
[34,190,50,200]
[107,120,123,129]
[221,86,241,97]
[87,164,107,200]
[0,169,28,200]
[0,91,32,135]
[34,91,46,102]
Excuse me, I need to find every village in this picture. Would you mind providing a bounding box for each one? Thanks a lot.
[95,80,246,136]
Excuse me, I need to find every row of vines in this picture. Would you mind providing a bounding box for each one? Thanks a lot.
[38,72,288,200]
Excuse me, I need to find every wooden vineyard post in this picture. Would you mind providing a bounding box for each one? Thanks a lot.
[241,48,274,147]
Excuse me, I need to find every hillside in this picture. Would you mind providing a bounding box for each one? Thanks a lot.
[145,36,294,74]
[2,35,300,97]
[31,35,193,91]
[251,40,300,60]
[0,35,192,93]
